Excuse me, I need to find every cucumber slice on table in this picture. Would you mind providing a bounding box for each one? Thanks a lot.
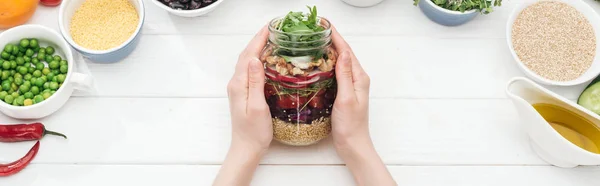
[578,78,600,115]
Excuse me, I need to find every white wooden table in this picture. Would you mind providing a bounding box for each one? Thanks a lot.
[2,0,600,185]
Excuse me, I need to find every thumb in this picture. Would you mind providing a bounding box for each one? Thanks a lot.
[247,57,266,104]
[335,51,356,101]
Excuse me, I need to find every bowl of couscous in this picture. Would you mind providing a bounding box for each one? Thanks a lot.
[58,0,145,63]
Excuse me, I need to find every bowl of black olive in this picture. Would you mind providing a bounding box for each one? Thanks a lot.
[152,0,222,17]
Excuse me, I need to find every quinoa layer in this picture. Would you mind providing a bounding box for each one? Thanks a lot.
[272,117,332,146]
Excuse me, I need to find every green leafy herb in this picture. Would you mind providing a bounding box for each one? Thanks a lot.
[413,0,503,14]
[274,6,327,59]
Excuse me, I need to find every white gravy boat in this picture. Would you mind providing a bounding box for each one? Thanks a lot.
[506,77,600,168]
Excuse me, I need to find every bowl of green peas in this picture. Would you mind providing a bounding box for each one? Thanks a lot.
[0,24,91,119]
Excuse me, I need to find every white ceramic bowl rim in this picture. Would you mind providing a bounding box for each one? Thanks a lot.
[506,0,600,86]
[0,25,75,111]
[152,0,224,13]
[423,0,478,14]
[58,0,145,55]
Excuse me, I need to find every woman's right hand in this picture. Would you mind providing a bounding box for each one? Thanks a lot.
[330,27,397,186]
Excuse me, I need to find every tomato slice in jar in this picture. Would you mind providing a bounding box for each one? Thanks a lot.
[276,94,308,109]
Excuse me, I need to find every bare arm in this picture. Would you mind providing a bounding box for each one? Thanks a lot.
[214,26,271,186]
[330,27,397,186]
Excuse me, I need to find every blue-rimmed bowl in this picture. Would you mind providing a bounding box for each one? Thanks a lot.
[58,0,145,63]
[418,0,478,26]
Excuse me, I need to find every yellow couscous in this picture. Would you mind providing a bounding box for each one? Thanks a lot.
[70,0,139,50]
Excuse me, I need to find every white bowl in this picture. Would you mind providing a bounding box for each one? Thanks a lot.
[507,0,600,86]
[0,25,91,119]
[151,0,224,17]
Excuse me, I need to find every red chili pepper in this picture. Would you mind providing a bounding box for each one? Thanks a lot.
[0,141,40,177]
[0,123,67,142]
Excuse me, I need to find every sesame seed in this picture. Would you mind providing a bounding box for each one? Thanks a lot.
[511,1,596,82]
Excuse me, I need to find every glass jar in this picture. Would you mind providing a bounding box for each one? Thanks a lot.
[260,17,337,146]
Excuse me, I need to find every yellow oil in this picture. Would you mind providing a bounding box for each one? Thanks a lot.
[532,103,600,154]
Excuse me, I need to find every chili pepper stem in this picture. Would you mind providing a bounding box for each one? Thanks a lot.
[44,130,67,139]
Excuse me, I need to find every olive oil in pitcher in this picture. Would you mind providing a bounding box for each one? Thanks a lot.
[532,103,600,154]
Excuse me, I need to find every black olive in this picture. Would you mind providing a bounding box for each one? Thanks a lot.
[168,2,185,9]
[193,0,201,2]
[189,1,201,9]
[179,0,190,3]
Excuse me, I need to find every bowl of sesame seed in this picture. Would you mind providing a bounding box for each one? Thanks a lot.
[507,0,600,86]
[58,0,145,63]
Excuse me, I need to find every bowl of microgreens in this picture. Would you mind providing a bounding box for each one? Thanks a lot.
[260,6,338,146]
[414,0,503,26]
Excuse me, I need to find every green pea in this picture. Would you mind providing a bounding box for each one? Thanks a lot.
[15,96,24,106]
[33,95,43,103]
[3,44,13,53]
[24,62,31,68]
[15,57,24,65]
[35,63,44,70]
[60,60,67,66]
[45,46,55,55]
[7,76,13,82]
[19,84,29,93]
[24,74,31,80]
[30,39,38,48]
[24,92,33,99]
[28,86,40,94]
[2,61,9,70]
[49,82,58,90]
[28,67,34,73]
[17,66,26,75]
[9,70,15,76]
[45,55,53,63]
[38,47,45,53]
[41,92,50,100]
[19,39,29,48]
[34,77,44,87]
[42,68,50,75]
[11,83,17,91]
[53,55,61,62]
[43,82,49,89]
[1,82,9,91]
[4,95,14,104]
[10,61,16,69]
[14,77,22,85]
[0,91,7,100]
[50,90,55,94]
[24,99,32,106]
[13,73,21,78]
[32,47,40,53]
[51,69,59,74]
[46,72,54,80]
[59,65,67,73]
[9,55,15,60]
[36,53,45,61]
[10,92,18,98]
[0,52,9,60]
[25,49,34,57]
[40,76,47,82]
[11,47,18,55]
[29,77,37,84]
[57,74,66,83]
[51,76,58,83]
[23,81,30,87]
[23,56,31,63]
[1,71,8,80]
[49,61,59,69]
[7,89,13,94]
[31,58,39,64]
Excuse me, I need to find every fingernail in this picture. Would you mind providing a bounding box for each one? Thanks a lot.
[249,58,261,73]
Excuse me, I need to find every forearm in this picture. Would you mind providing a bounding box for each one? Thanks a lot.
[213,144,264,186]
[337,137,397,186]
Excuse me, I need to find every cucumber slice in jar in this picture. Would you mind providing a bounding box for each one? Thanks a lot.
[578,81,600,115]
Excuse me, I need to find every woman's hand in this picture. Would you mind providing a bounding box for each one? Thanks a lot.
[214,26,271,186]
[330,27,397,186]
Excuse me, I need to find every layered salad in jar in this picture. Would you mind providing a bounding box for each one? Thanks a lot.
[261,6,337,146]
